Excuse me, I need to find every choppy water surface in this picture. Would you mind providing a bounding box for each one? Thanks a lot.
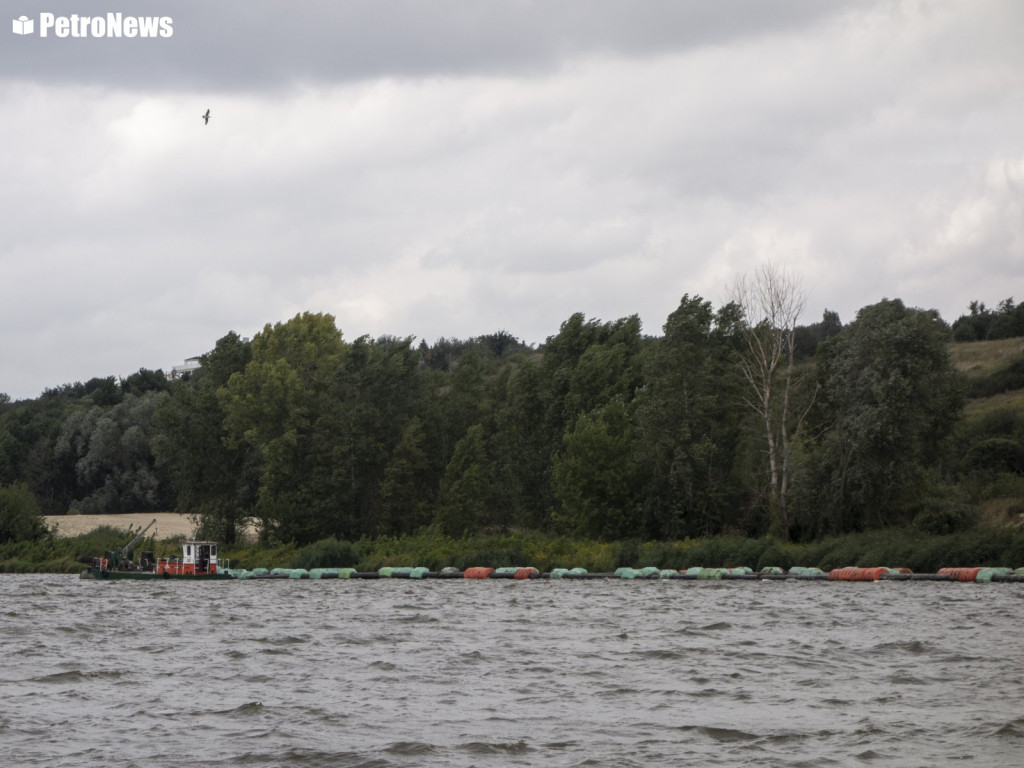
[2,575,1024,767]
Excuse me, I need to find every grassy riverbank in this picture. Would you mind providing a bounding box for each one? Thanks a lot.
[4,525,1024,575]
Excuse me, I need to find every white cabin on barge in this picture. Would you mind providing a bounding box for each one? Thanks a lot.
[157,540,220,575]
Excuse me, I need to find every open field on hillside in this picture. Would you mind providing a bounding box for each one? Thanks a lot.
[964,389,1024,418]
[44,513,197,540]
[951,336,1024,377]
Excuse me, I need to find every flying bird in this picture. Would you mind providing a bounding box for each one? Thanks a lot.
[202,109,211,125]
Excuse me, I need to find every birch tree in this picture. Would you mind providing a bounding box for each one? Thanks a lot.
[730,263,809,539]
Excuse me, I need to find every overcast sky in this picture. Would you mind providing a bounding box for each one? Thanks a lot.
[2,1,1022,399]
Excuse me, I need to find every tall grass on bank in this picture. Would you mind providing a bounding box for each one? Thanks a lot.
[255,526,1024,574]
[0,526,171,573]
[6,525,1024,575]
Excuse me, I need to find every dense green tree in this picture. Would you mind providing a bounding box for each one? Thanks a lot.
[952,300,990,342]
[987,298,1024,339]
[418,336,473,372]
[952,298,1024,341]
[86,376,123,406]
[435,424,503,537]
[793,310,843,360]
[315,335,427,539]
[633,296,746,538]
[120,368,170,396]
[0,482,47,543]
[153,332,255,544]
[551,398,642,540]
[417,341,522,531]
[53,391,170,515]
[797,299,966,534]
[541,313,645,426]
[0,428,16,486]
[488,358,554,530]
[376,418,432,536]
[438,345,487,441]
[534,313,647,534]
[476,330,530,358]
[220,313,347,544]
[0,393,80,514]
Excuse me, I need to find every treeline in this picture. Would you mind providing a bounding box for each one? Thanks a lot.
[1,293,1022,547]
[952,297,1024,342]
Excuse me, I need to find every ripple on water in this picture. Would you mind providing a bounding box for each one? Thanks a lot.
[2,576,1024,767]
[993,719,1024,738]
[31,669,128,683]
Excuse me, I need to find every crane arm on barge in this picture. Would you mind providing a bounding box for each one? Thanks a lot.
[111,518,157,570]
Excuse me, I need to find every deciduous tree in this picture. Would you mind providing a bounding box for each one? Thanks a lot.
[153,332,255,544]
[800,299,965,532]
[219,313,346,543]
[730,263,810,539]
[633,295,745,538]
[54,391,170,515]
[552,398,642,540]
[0,482,47,543]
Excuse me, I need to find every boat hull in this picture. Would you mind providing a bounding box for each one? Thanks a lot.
[80,569,234,581]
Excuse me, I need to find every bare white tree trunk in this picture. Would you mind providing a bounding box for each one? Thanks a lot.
[730,263,808,539]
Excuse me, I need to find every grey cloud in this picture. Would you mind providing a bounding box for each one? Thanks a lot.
[3,0,857,90]
[2,1,1022,400]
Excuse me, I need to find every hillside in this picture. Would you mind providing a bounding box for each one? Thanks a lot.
[951,336,1024,528]
[950,336,1024,377]
[44,513,197,540]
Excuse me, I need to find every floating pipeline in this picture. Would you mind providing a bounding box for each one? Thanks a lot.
[486,566,540,580]
[936,567,1024,583]
[827,567,954,582]
[216,565,1024,583]
[549,567,590,579]
[828,567,897,581]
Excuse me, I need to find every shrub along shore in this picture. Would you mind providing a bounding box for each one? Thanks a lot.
[4,525,1024,577]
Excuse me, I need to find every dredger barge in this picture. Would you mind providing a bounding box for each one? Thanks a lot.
[80,520,1024,584]
[79,519,231,580]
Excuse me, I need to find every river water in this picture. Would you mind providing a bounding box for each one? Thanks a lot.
[2,574,1024,767]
